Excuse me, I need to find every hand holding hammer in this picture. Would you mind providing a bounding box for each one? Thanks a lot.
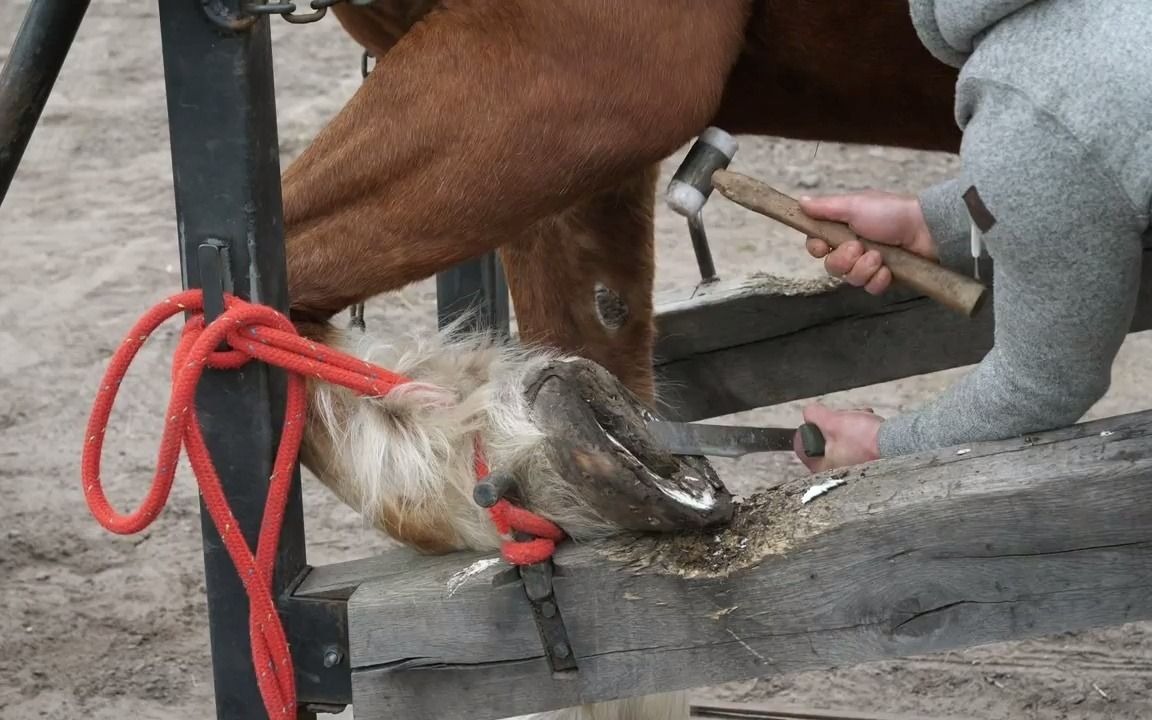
[667,128,988,318]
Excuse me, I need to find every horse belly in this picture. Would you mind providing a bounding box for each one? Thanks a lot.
[713,2,962,153]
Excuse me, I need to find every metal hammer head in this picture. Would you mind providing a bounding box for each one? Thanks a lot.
[666,126,738,218]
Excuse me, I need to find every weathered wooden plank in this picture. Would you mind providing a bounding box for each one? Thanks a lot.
[650,248,1152,421]
[689,699,980,720]
[293,551,415,601]
[346,409,1152,720]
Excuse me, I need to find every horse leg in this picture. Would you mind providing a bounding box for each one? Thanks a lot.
[288,0,748,542]
[282,0,752,323]
[296,178,731,551]
[285,10,748,719]
[328,0,439,59]
[323,1,666,405]
[499,164,660,404]
[287,0,750,542]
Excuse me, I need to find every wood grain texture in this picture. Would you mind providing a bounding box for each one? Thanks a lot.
[649,246,1152,422]
[345,410,1152,720]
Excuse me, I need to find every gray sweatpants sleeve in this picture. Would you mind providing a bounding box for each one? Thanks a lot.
[877,84,1146,456]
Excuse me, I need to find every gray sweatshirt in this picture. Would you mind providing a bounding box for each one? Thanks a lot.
[877,0,1152,456]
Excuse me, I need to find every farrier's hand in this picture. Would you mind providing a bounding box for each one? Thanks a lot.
[794,402,883,473]
[799,191,938,295]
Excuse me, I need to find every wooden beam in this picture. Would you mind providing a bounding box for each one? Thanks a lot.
[344,409,1152,720]
[650,248,1152,421]
[689,699,981,720]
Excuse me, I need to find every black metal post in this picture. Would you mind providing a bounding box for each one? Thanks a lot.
[436,252,511,336]
[156,1,310,718]
[0,0,91,209]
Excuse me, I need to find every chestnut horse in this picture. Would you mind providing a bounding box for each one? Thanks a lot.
[281,1,961,718]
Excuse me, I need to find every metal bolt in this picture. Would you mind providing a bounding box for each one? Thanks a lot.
[473,472,517,508]
[322,645,343,668]
[552,641,571,659]
[541,601,557,618]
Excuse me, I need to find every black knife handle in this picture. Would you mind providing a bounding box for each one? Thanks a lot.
[798,422,826,458]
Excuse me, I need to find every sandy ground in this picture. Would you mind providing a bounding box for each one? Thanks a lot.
[2,3,1151,720]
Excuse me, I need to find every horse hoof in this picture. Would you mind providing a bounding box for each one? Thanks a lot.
[522,359,734,534]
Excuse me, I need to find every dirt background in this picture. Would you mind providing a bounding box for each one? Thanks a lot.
[2,3,1150,719]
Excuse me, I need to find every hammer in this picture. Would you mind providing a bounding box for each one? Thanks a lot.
[666,127,988,318]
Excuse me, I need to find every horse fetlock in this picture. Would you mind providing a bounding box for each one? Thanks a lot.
[297,323,734,555]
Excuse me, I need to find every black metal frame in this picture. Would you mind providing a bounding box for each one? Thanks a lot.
[436,252,511,336]
[0,1,513,716]
[154,2,315,718]
[0,0,91,208]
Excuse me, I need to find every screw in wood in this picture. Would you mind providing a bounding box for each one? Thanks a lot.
[322,645,343,668]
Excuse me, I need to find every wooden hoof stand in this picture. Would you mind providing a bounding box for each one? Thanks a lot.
[523,358,733,534]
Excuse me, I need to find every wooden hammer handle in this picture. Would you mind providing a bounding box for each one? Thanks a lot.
[712,169,988,317]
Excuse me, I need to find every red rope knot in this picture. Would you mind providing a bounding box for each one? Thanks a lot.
[472,450,566,565]
[81,290,567,720]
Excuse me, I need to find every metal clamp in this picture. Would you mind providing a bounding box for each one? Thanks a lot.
[474,474,578,674]
[518,547,578,675]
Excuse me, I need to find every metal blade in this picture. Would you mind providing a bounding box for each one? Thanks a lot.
[646,420,798,458]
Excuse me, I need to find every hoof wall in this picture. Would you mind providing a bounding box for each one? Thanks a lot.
[523,359,734,534]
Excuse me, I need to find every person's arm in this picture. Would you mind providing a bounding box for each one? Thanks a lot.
[878,112,1146,456]
[917,175,977,272]
[799,175,979,296]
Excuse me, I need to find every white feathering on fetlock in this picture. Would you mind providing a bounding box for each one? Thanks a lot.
[299,319,691,720]
[299,316,619,553]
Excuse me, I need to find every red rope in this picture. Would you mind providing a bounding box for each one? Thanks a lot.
[81,290,565,719]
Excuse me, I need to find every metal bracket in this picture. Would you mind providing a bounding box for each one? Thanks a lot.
[200,0,261,32]
[197,239,232,324]
[518,550,579,676]
[474,475,578,675]
[278,569,353,713]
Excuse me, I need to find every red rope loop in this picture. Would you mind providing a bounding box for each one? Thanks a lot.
[81,290,566,720]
